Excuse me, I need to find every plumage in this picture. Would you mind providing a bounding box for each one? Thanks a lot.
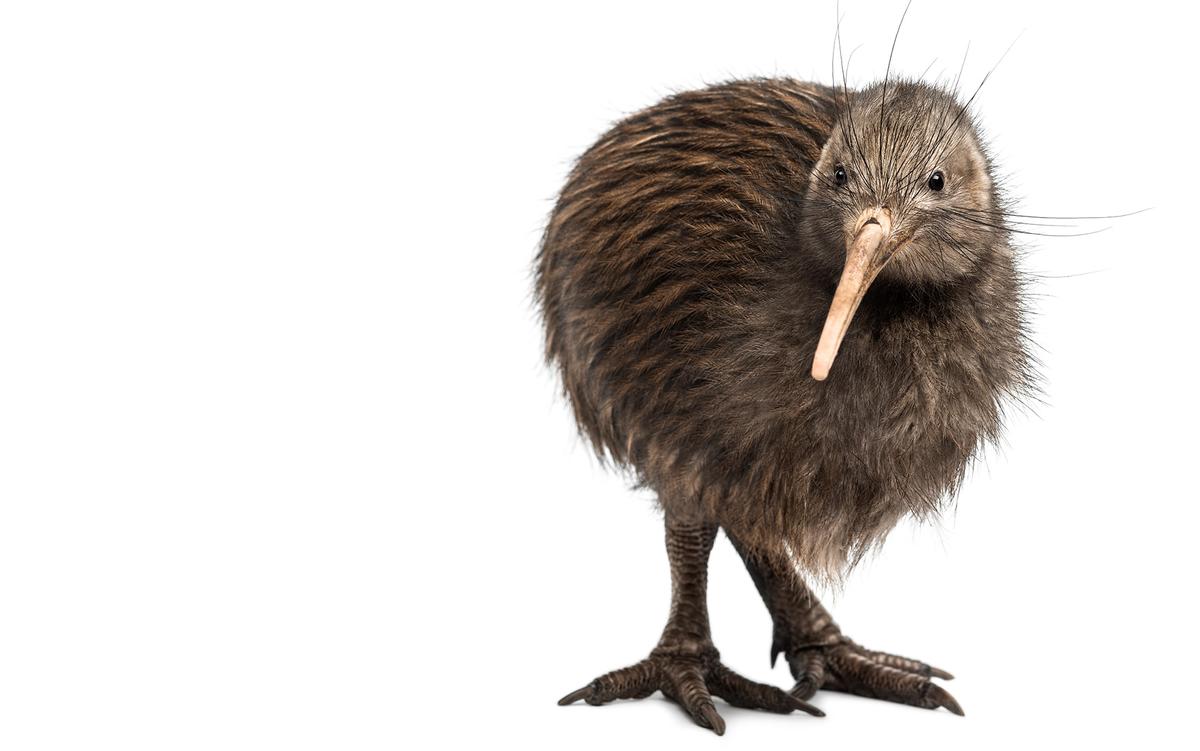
[536,77,1033,579]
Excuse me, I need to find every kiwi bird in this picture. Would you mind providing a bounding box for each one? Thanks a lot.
[535,67,1034,734]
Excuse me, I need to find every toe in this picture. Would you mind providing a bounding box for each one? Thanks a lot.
[790,677,820,702]
[861,647,954,681]
[559,660,660,706]
[787,649,827,701]
[709,664,824,717]
[662,660,725,732]
[827,647,964,714]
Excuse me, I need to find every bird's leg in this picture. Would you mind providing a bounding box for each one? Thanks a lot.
[727,531,964,715]
[558,515,823,734]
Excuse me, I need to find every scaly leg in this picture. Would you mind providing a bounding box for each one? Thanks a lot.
[727,531,964,715]
[559,516,823,734]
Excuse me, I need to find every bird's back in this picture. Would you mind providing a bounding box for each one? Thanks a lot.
[536,78,840,469]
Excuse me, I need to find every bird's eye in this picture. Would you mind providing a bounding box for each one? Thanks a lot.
[927,170,945,191]
[834,165,847,187]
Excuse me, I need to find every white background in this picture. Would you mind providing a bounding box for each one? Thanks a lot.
[1,1,1196,749]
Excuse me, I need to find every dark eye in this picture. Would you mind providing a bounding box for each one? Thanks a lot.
[834,165,847,187]
[927,170,945,191]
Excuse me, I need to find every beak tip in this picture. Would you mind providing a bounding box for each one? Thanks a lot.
[811,361,830,381]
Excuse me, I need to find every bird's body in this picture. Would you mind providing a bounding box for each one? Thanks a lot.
[537,75,1032,733]
[538,78,1030,575]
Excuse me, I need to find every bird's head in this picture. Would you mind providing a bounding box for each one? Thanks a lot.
[803,80,1004,380]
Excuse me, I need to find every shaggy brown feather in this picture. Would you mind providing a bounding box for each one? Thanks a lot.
[535,77,1033,580]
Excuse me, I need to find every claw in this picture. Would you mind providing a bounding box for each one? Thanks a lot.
[698,703,726,735]
[557,686,592,706]
[929,666,955,681]
[791,695,825,717]
[927,684,965,716]
[791,678,820,702]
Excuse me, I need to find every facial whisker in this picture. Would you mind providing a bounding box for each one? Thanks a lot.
[944,209,1111,238]
[879,0,913,196]
[957,207,1150,221]
[952,41,971,96]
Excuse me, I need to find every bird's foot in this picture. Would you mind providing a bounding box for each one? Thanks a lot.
[559,644,823,735]
[784,638,963,715]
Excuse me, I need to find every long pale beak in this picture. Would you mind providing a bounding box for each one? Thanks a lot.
[811,209,894,381]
